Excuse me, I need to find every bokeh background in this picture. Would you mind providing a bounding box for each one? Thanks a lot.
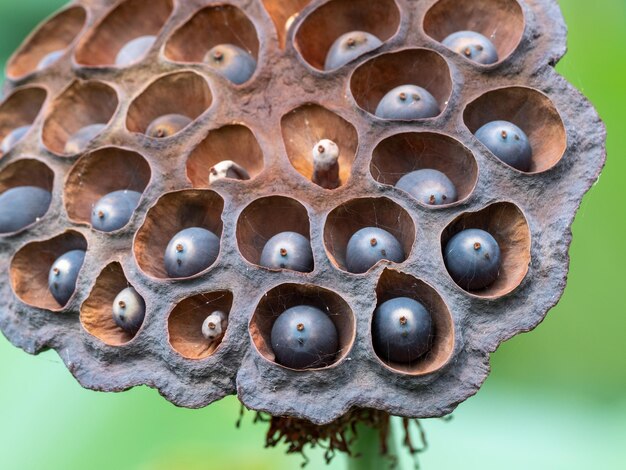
[0,1,624,469]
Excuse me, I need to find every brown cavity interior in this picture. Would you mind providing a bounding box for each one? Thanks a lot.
[186,124,264,187]
[350,48,452,117]
[424,0,525,63]
[324,197,415,271]
[10,231,87,310]
[0,159,54,193]
[262,0,312,49]
[164,5,259,63]
[81,263,142,346]
[464,86,567,173]
[294,0,400,70]
[236,196,311,267]
[126,72,212,135]
[281,104,358,187]
[64,147,151,225]
[441,201,531,298]
[42,80,118,155]
[168,291,233,359]
[134,190,224,278]
[374,269,454,375]
[250,283,355,368]
[7,6,86,78]
[371,132,478,204]
[0,87,47,154]
[75,0,173,66]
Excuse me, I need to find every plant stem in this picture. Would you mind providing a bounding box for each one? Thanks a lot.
[347,422,397,470]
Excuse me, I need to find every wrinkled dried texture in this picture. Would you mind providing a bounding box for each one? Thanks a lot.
[0,0,606,426]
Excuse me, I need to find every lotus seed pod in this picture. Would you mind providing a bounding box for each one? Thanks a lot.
[0,186,51,233]
[112,287,145,334]
[0,0,606,461]
[201,310,228,342]
[115,35,156,67]
[64,123,106,154]
[208,160,250,184]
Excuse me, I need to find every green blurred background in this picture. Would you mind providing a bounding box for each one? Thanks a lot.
[0,1,624,469]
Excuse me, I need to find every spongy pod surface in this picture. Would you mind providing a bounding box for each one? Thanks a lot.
[0,0,605,426]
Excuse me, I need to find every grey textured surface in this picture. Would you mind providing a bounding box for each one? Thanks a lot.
[0,0,606,425]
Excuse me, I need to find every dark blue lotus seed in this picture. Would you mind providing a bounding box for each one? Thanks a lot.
[1,125,31,154]
[114,35,156,67]
[270,305,339,369]
[346,227,405,274]
[164,227,220,278]
[444,228,501,290]
[0,186,52,233]
[64,123,106,154]
[36,49,64,71]
[48,249,86,306]
[396,169,458,206]
[259,231,313,272]
[112,287,145,334]
[145,114,192,138]
[442,31,499,65]
[372,297,433,364]
[91,190,142,232]
[325,31,382,71]
[475,120,532,171]
[375,85,440,120]
[204,44,256,85]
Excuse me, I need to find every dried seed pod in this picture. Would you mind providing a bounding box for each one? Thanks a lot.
[0,0,606,452]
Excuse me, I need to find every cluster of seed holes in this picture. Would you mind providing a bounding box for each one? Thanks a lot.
[281,104,358,189]
[42,80,118,156]
[0,87,47,157]
[250,283,355,369]
[324,197,415,273]
[6,6,86,79]
[236,196,313,272]
[64,147,151,230]
[168,291,233,360]
[186,124,264,188]
[10,230,88,310]
[423,0,525,66]
[81,262,145,346]
[74,0,173,67]
[371,132,478,207]
[464,86,567,173]
[126,72,212,137]
[294,0,400,71]
[373,269,455,375]
[164,5,259,67]
[133,190,224,279]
